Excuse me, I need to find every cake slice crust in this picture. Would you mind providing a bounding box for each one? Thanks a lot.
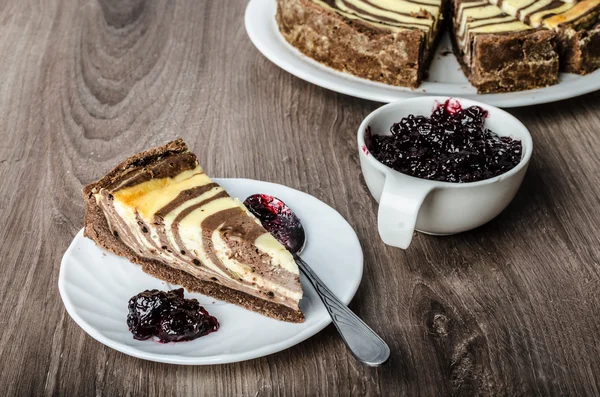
[83,140,304,323]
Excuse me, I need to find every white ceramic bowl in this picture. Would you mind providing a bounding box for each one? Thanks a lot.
[357,97,533,249]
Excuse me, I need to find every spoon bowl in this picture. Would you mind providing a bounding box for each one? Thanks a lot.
[244,194,306,254]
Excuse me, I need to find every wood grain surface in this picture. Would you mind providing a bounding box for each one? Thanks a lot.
[1,0,599,396]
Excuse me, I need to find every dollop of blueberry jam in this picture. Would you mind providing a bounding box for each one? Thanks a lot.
[127,288,219,343]
[367,99,522,183]
[243,194,304,254]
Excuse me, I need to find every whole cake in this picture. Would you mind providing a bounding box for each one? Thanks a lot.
[83,140,304,323]
[276,0,446,88]
[451,0,559,92]
[275,0,598,92]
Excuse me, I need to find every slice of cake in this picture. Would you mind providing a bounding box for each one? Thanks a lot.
[450,0,560,92]
[486,0,600,73]
[82,140,304,323]
[276,0,446,88]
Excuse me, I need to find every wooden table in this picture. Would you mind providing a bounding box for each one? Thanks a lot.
[1,0,599,395]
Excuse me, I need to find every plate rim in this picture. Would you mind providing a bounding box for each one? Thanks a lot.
[245,0,600,107]
[58,178,364,365]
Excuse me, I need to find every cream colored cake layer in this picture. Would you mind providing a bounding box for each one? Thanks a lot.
[489,0,599,28]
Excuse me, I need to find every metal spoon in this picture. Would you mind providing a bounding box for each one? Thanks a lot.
[244,194,390,366]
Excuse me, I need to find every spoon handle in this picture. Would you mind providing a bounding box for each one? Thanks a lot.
[293,254,390,366]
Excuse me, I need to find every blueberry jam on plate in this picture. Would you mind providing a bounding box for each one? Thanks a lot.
[367,99,523,183]
[127,288,219,343]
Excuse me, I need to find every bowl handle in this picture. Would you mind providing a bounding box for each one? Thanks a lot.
[377,174,433,249]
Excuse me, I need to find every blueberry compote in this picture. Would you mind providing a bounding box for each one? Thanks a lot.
[243,194,304,254]
[368,100,522,183]
[127,288,219,343]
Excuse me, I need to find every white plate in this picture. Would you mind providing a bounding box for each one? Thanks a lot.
[245,0,600,107]
[59,178,363,365]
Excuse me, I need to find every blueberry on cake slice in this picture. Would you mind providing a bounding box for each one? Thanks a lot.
[276,0,446,88]
[487,0,600,74]
[82,139,304,323]
[450,0,560,92]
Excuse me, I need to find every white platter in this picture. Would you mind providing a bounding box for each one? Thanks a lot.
[245,0,600,107]
[59,178,363,365]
